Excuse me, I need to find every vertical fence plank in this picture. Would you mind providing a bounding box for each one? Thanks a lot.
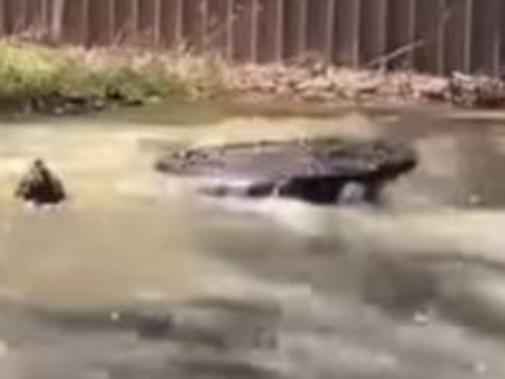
[226,0,233,59]
[201,0,209,49]
[17,0,28,33]
[175,0,183,45]
[206,0,230,56]
[493,0,503,77]
[257,0,273,62]
[49,0,65,42]
[387,0,416,69]
[131,0,140,42]
[495,0,504,76]
[159,0,182,48]
[414,0,442,73]
[251,0,259,62]
[62,0,87,44]
[182,0,205,52]
[408,0,417,68]
[114,0,133,44]
[360,0,388,66]
[276,0,284,62]
[472,0,500,75]
[108,0,115,44]
[207,0,228,56]
[4,0,22,34]
[282,0,305,60]
[463,0,473,72]
[299,0,307,57]
[232,0,254,62]
[88,0,113,46]
[435,0,446,75]
[42,0,50,32]
[353,0,362,66]
[305,0,329,60]
[26,0,45,38]
[137,0,155,47]
[258,0,282,62]
[333,0,358,65]
[0,0,5,35]
[444,0,467,75]
[325,0,336,61]
[153,0,162,47]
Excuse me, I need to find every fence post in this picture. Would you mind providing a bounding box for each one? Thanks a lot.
[275,0,284,62]
[436,0,446,75]
[153,0,162,46]
[50,0,65,42]
[379,0,388,69]
[299,0,307,57]
[408,0,417,69]
[226,0,234,59]
[251,0,259,62]
[107,0,114,44]
[463,0,473,72]
[493,0,502,76]
[0,0,5,35]
[326,0,336,61]
[82,0,90,45]
[201,0,209,49]
[352,0,362,66]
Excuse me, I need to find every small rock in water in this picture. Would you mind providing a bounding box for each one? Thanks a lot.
[15,159,66,206]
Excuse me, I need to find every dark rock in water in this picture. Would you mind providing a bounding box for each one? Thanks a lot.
[15,159,66,206]
[155,137,417,205]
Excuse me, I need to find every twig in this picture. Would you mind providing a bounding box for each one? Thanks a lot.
[366,40,425,68]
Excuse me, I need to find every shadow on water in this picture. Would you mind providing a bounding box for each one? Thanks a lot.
[0,106,504,378]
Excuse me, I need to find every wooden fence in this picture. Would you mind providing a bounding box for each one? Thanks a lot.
[0,0,504,76]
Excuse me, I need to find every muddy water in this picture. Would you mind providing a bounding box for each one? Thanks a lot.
[0,107,504,378]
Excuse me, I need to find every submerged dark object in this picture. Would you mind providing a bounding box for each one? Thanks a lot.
[155,137,417,205]
[15,159,66,205]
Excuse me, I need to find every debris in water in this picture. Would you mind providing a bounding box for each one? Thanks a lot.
[155,137,417,205]
[15,159,66,206]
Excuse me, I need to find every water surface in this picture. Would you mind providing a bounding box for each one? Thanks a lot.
[0,105,504,378]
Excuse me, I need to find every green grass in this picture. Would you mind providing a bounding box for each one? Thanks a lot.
[0,41,228,110]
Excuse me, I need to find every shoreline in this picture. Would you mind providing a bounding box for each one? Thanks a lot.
[0,40,504,118]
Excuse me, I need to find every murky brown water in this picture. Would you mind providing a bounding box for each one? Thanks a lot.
[0,106,504,378]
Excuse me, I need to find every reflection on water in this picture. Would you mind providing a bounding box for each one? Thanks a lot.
[0,108,504,378]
